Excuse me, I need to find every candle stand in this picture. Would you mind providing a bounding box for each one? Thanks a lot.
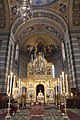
[5,95,11,119]
[30,93,33,103]
[46,94,50,106]
[17,96,20,112]
[63,94,69,119]
[58,94,61,112]
[55,94,58,106]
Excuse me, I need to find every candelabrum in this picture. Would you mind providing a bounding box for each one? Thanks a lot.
[17,96,20,112]
[5,94,11,119]
[62,94,69,119]
[58,94,61,112]
[55,94,58,106]
[22,93,26,107]
[30,93,33,103]
[46,94,50,106]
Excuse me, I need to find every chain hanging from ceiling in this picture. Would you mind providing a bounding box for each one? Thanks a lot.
[17,0,33,21]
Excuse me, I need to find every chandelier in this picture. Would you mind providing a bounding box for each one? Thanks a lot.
[17,0,33,21]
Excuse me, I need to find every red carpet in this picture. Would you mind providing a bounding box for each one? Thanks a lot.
[67,110,80,120]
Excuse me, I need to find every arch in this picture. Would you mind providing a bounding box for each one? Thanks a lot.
[11,9,69,47]
[36,84,44,96]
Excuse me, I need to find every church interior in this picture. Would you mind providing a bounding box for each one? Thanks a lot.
[0,0,80,120]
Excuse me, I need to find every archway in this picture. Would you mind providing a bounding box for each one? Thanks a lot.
[36,84,44,96]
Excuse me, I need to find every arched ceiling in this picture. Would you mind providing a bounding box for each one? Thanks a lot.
[11,9,68,48]
[0,0,80,33]
[16,0,59,6]
[10,6,68,61]
[0,0,80,61]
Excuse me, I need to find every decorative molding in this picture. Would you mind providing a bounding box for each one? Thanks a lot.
[0,5,6,29]
[12,10,67,35]
[16,0,59,6]
[73,0,80,26]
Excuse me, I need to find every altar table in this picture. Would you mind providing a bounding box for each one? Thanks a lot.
[30,103,44,116]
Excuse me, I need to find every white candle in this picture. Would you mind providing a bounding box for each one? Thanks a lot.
[60,75,62,95]
[19,79,21,95]
[31,55,33,62]
[65,74,68,96]
[43,53,44,60]
[10,72,13,94]
[58,78,60,94]
[13,75,16,95]
[7,75,10,95]
[30,0,32,4]
[19,79,20,89]
[21,82,22,95]
[62,71,65,94]
[56,81,57,96]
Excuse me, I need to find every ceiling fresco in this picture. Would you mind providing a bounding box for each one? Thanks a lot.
[0,0,80,31]
[16,0,59,6]
[0,0,80,55]
[21,33,61,61]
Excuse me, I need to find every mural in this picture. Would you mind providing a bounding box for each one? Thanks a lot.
[16,0,59,6]
[25,42,60,57]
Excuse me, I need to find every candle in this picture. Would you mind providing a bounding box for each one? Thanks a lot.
[7,75,10,95]
[30,0,32,4]
[65,74,68,96]
[19,79,21,95]
[19,79,20,89]
[56,81,57,96]
[10,72,13,94]
[62,71,65,94]
[60,75,62,95]
[13,75,16,95]
[42,53,44,60]
[31,55,33,62]
[58,78,60,94]
[21,82,22,95]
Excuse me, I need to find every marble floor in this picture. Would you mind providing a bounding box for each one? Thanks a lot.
[1,105,80,120]
[11,107,70,120]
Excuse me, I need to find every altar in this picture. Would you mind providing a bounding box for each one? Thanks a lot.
[37,90,44,103]
[25,52,54,103]
[31,102,44,116]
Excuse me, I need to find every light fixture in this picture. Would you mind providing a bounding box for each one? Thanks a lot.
[17,0,33,21]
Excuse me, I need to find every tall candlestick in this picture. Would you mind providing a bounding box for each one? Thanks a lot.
[13,75,16,95]
[65,74,68,96]
[30,0,32,4]
[31,55,33,62]
[19,79,21,95]
[60,75,62,95]
[19,79,20,89]
[56,81,57,96]
[58,78,59,94]
[7,75,10,95]
[62,71,65,94]
[10,72,13,94]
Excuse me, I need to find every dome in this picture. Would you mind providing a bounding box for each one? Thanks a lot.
[16,0,59,6]
[32,0,58,6]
